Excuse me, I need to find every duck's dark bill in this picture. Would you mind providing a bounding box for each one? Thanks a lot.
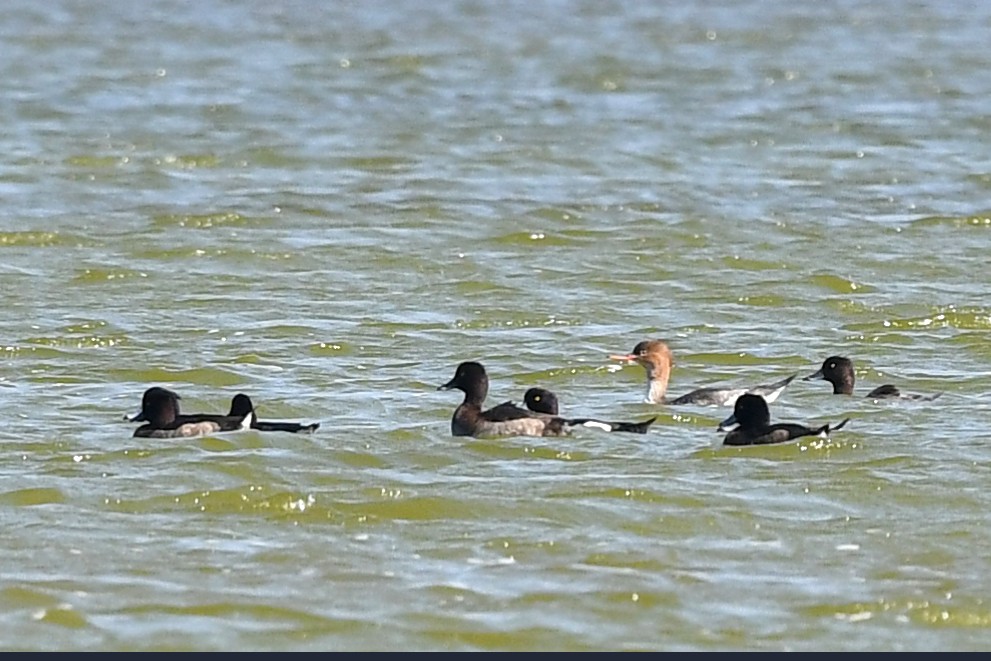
[717,413,740,432]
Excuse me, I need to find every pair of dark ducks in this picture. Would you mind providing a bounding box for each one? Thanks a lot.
[127,387,320,438]
[441,342,940,445]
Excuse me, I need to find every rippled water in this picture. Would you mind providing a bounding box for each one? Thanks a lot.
[3,0,991,651]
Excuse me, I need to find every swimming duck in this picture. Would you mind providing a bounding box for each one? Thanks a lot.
[609,339,796,406]
[227,393,321,434]
[803,356,941,401]
[717,393,850,446]
[523,387,560,415]
[439,362,657,437]
[130,386,253,438]
[522,387,655,433]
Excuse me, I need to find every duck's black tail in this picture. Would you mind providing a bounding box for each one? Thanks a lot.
[568,416,657,434]
[253,420,321,434]
[816,418,851,436]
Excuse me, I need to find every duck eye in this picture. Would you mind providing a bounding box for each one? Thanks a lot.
[829,362,835,369]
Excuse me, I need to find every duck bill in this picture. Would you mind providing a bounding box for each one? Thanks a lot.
[608,353,637,363]
[437,378,457,391]
[126,410,147,422]
[802,368,824,382]
[717,413,739,433]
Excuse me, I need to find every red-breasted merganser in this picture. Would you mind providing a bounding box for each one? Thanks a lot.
[609,339,796,406]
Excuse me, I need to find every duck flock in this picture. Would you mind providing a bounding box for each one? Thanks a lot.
[128,339,939,446]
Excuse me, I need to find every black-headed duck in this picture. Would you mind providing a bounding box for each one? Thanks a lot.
[522,386,655,434]
[439,362,656,437]
[227,393,320,434]
[717,393,850,446]
[804,356,941,401]
[130,387,252,438]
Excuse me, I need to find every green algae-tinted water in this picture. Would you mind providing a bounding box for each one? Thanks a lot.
[2,0,991,651]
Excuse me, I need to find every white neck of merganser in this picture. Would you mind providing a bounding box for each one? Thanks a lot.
[644,364,669,404]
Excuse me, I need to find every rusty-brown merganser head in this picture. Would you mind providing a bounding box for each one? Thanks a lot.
[609,339,674,404]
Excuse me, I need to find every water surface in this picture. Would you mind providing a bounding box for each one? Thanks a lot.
[2,0,991,651]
